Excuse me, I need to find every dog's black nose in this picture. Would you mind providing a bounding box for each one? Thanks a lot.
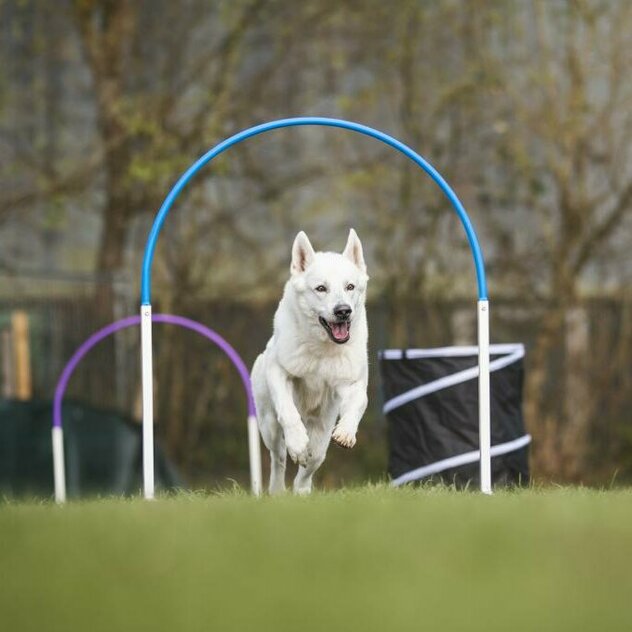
[334,303,352,320]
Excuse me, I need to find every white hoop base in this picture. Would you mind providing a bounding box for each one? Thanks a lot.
[52,426,66,504]
[141,305,155,499]
[478,300,492,494]
[248,415,263,496]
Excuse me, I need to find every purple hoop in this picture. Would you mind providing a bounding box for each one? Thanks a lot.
[52,313,255,430]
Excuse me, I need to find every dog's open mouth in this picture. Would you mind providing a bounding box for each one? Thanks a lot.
[319,317,351,344]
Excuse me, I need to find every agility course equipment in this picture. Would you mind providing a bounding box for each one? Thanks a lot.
[380,344,530,487]
[52,313,261,503]
[140,116,492,497]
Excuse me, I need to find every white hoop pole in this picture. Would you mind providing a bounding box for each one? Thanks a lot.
[52,426,66,503]
[478,300,492,494]
[141,304,155,499]
[247,415,263,496]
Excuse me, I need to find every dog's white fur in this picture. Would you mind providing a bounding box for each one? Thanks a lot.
[251,229,369,494]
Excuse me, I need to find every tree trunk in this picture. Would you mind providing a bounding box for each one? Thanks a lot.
[524,303,566,480]
[72,1,139,315]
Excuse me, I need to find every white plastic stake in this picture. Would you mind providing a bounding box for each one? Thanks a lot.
[478,299,492,494]
[247,415,263,496]
[52,426,66,504]
[141,304,155,499]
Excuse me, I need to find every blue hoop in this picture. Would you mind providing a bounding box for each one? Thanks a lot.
[140,117,487,303]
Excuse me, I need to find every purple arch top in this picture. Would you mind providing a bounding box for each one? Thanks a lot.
[53,313,255,430]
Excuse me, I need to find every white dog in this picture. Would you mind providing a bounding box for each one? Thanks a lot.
[251,229,369,494]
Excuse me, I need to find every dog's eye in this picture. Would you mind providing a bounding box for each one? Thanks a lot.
[346,283,355,291]
[315,285,327,293]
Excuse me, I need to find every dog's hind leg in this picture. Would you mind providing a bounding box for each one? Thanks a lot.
[268,424,288,495]
[292,434,328,495]
[293,400,338,495]
[256,408,287,495]
[252,354,287,494]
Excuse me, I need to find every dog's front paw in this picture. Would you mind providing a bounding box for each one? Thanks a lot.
[284,425,311,466]
[331,425,356,449]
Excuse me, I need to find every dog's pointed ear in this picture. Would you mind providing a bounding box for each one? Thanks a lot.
[291,231,315,275]
[342,228,366,273]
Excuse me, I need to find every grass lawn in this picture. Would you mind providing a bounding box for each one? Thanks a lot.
[1,485,632,631]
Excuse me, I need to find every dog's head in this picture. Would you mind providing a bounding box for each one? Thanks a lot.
[289,229,368,345]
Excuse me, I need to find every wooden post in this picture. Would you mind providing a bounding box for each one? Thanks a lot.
[12,310,32,400]
[1,329,14,398]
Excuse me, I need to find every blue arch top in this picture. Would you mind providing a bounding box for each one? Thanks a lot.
[141,117,488,303]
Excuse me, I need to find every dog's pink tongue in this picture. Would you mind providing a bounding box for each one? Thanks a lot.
[331,322,349,340]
